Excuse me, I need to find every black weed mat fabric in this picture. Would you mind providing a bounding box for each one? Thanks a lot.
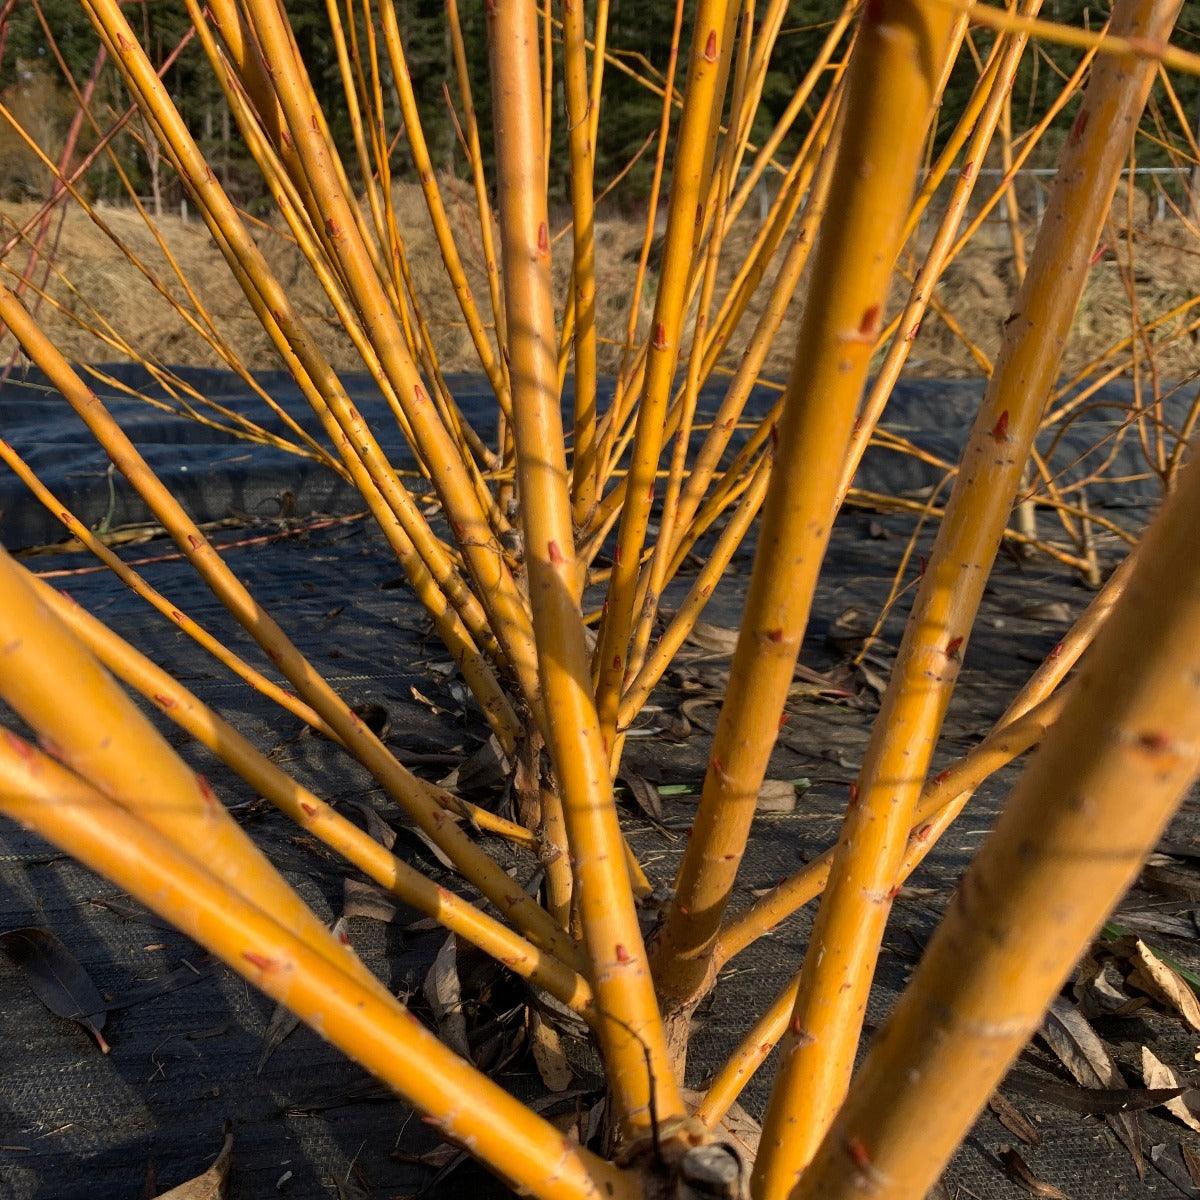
[1,372,1199,1199]
[0,364,1173,549]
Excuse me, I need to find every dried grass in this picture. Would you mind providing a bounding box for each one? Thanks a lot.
[4,175,1196,383]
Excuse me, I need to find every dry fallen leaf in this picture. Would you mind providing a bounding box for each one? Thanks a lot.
[155,1134,232,1199]
[342,877,403,924]
[756,780,798,813]
[256,1001,301,1076]
[1040,999,1143,1178]
[1004,1067,1181,1115]
[1000,1147,1070,1199]
[617,769,663,822]
[1181,1140,1200,1188]
[1073,948,1144,1020]
[345,801,397,851]
[827,607,873,656]
[682,1087,761,1161]
[0,927,110,1053]
[529,1009,574,1092]
[989,1092,1041,1146]
[1141,855,1200,902]
[682,621,739,658]
[1140,1046,1200,1133]
[1122,937,1200,1031]
[423,935,470,1058]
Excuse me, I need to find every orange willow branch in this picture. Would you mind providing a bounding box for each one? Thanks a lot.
[562,0,600,524]
[621,1,752,701]
[115,0,517,709]
[0,544,378,993]
[32,576,592,1015]
[702,552,1136,1129]
[0,741,634,1200]
[754,0,1179,1184]
[840,0,1043,499]
[584,67,845,555]
[592,0,736,751]
[0,437,333,735]
[375,0,512,418]
[0,282,573,967]
[726,1,855,226]
[607,0,685,458]
[651,0,957,1026]
[485,0,683,1143]
[232,0,543,713]
[944,0,1200,75]
[696,689,1067,1126]
[793,423,1200,1200]
[445,0,509,389]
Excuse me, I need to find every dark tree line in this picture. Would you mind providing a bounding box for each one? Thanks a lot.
[0,0,1196,209]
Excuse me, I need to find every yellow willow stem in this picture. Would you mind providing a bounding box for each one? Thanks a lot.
[999,90,1028,282]
[539,785,573,931]
[0,545,378,994]
[594,0,744,488]
[0,97,331,470]
[0,437,334,736]
[587,74,844,543]
[696,975,796,1130]
[605,0,686,482]
[486,0,683,1143]
[944,0,1200,74]
[325,0,390,273]
[592,0,736,750]
[562,0,599,524]
[727,0,787,185]
[726,0,855,224]
[1044,293,1200,425]
[753,0,1178,1184]
[898,25,1008,247]
[660,450,762,580]
[538,1,787,177]
[272,0,392,293]
[224,0,389,300]
[374,0,511,418]
[659,123,839,572]
[446,0,508,378]
[651,0,957,1022]
[222,0,504,573]
[232,0,543,712]
[720,686,1069,969]
[694,40,850,384]
[355,0,395,266]
[793,429,1200,1200]
[623,7,752,695]
[619,452,772,726]
[223,9,488,496]
[140,0,517,707]
[351,0,507,487]
[937,36,1100,270]
[33,578,590,1015]
[0,283,572,968]
[704,574,1149,1126]
[839,2,1041,500]
[29,24,330,469]
[345,0,414,316]
[697,688,1071,1128]
[0,745,634,1200]
[541,0,552,190]
[0,228,315,465]
[150,21,515,725]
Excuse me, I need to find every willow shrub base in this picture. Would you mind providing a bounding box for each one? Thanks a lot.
[0,488,1172,1199]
